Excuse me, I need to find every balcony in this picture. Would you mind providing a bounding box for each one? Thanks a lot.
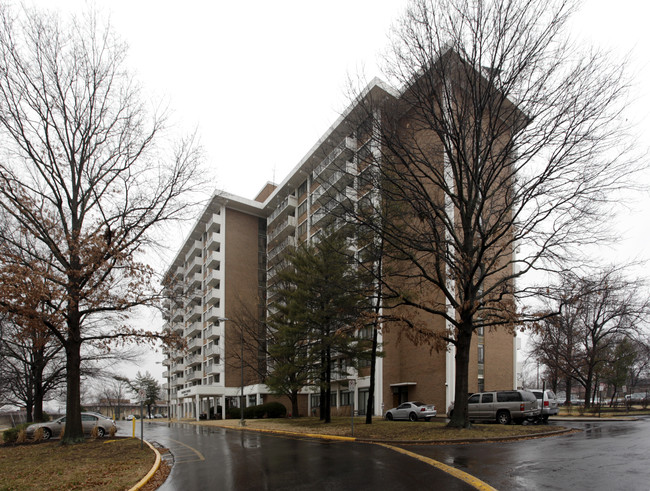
[184,287,201,307]
[186,353,202,367]
[311,187,356,225]
[206,213,222,234]
[205,344,221,358]
[205,269,221,288]
[205,324,222,340]
[186,272,201,290]
[187,254,202,275]
[171,363,183,374]
[267,194,298,227]
[312,137,356,180]
[185,304,202,323]
[187,371,202,382]
[206,232,221,252]
[268,215,296,245]
[206,364,221,376]
[162,358,171,366]
[205,307,223,323]
[311,163,356,205]
[267,260,290,285]
[173,375,185,386]
[189,239,202,257]
[162,383,169,391]
[186,335,201,349]
[204,289,220,306]
[162,370,170,379]
[171,309,183,323]
[267,236,296,265]
[206,250,222,270]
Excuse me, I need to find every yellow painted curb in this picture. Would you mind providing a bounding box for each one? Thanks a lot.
[376,443,497,491]
[128,439,161,491]
[216,423,357,442]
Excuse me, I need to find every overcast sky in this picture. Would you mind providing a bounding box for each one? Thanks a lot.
[25,0,650,387]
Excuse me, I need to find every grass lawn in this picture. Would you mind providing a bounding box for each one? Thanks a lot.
[197,416,567,441]
[0,437,154,491]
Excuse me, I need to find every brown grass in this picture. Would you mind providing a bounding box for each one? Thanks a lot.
[0,437,155,491]
[195,416,565,442]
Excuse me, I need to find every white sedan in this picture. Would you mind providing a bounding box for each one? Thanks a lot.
[385,401,437,421]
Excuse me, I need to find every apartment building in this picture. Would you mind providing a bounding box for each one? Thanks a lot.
[162,78,518,420]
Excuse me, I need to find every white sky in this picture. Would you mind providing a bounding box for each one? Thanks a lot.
[24,0,650,388]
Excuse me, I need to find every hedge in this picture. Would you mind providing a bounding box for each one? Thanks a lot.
[227,402,287,419]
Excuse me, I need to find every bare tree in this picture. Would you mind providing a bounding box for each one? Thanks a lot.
[337,0,638,427]
[0,6,202,442]
[531,269,649,408]
[0,315,66,422]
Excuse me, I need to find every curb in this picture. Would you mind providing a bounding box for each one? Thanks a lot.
[128,439,161,491]
[212,423,357,442]
[199,421,572,445]
[377,443,498,491]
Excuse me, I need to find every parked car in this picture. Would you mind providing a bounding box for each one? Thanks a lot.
[447,390,540,424]
[385,401,437,421]
[153,413,164,419]
[126,414,139,420]
[529,388,559,421]
[26,412,117,440]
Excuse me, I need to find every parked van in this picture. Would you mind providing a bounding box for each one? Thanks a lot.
[447,390,540,424]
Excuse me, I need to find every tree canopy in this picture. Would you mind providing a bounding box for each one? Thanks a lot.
[340,0,638,427]
[0,5,201,442]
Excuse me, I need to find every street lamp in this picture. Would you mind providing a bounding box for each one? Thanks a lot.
[218,317,245,426]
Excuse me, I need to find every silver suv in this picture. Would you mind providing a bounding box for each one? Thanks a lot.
[529,389,559,422]
[447,390,540,424]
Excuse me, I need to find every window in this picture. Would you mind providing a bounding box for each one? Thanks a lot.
[248,395,257,406]
[468,394,480,404]
[298,180,308,197]
[357,388,369,415]
[297,200,307,217]
[331,392,337,406]
[478,344,484,364]
[297,221,307,238]
[340,391,351,406]
[477,326,484,336]
[358,326,373,339]
[497,391,522,402]
[481,393,493,403]
[310,394,320,409]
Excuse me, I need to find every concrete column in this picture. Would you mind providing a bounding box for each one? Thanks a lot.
[195,394,200,421]
[221,395,226,420]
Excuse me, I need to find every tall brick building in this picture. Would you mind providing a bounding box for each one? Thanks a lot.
[161,78,518,420]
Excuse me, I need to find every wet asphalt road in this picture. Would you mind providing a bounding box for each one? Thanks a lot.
[121,421,474,490]
[121,417,650,490]
[403,417,650,490]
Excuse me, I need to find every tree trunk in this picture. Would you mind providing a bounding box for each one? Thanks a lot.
[584,366,594,410]
[365,324,379,424]
[33,359,44,422]
[63,336,84,443]
[324,346,331,423]
[565,376,572,405]
[290,392,300,417]
[448,327,472,428]
[25,392,34,424]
